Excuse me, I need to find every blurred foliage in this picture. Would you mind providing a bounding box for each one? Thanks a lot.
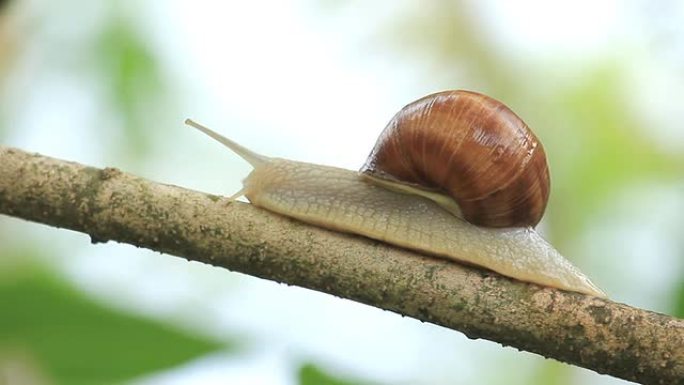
[0,0,18,139]
[0,263,226,385]
[531,360,572,385]
[92,8,170,161]
[544,65,684,244]
[298,363,377,385]
[0,2,173,159]
[379,0,515,92]
[674,279,684,318]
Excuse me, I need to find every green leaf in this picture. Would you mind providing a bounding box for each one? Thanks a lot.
[0,267,226,385]
[673,275,684,318]
[298,363,377,385]
[92,9,170,161]
[531,360,572,385]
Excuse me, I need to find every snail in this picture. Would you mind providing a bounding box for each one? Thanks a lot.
[185,90,606,298]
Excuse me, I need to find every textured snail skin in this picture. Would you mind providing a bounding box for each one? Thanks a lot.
[245,159,604,297]
[361,90,550,228]
[185,119,606,298]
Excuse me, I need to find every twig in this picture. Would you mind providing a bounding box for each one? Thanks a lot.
[0,145,682,385]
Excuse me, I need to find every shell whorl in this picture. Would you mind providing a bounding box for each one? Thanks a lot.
[360,90,550,228]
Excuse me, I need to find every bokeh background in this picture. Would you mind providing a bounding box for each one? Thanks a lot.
[1,1,683,384]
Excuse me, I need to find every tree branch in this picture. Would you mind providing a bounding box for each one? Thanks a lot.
[0,145,682,385]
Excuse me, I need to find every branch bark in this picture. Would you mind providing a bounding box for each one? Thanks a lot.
[0,145,682,385]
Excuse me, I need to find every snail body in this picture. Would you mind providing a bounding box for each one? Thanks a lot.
[185,90,605,297]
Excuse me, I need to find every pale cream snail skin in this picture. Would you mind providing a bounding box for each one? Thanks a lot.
[185,90,606,298]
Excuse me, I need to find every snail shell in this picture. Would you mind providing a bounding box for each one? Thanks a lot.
[361,90,550,228]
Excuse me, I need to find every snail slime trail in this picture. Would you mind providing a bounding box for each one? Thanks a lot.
[185,91,606,298]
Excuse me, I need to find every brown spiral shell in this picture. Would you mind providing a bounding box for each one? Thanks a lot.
[360,90,550,228]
